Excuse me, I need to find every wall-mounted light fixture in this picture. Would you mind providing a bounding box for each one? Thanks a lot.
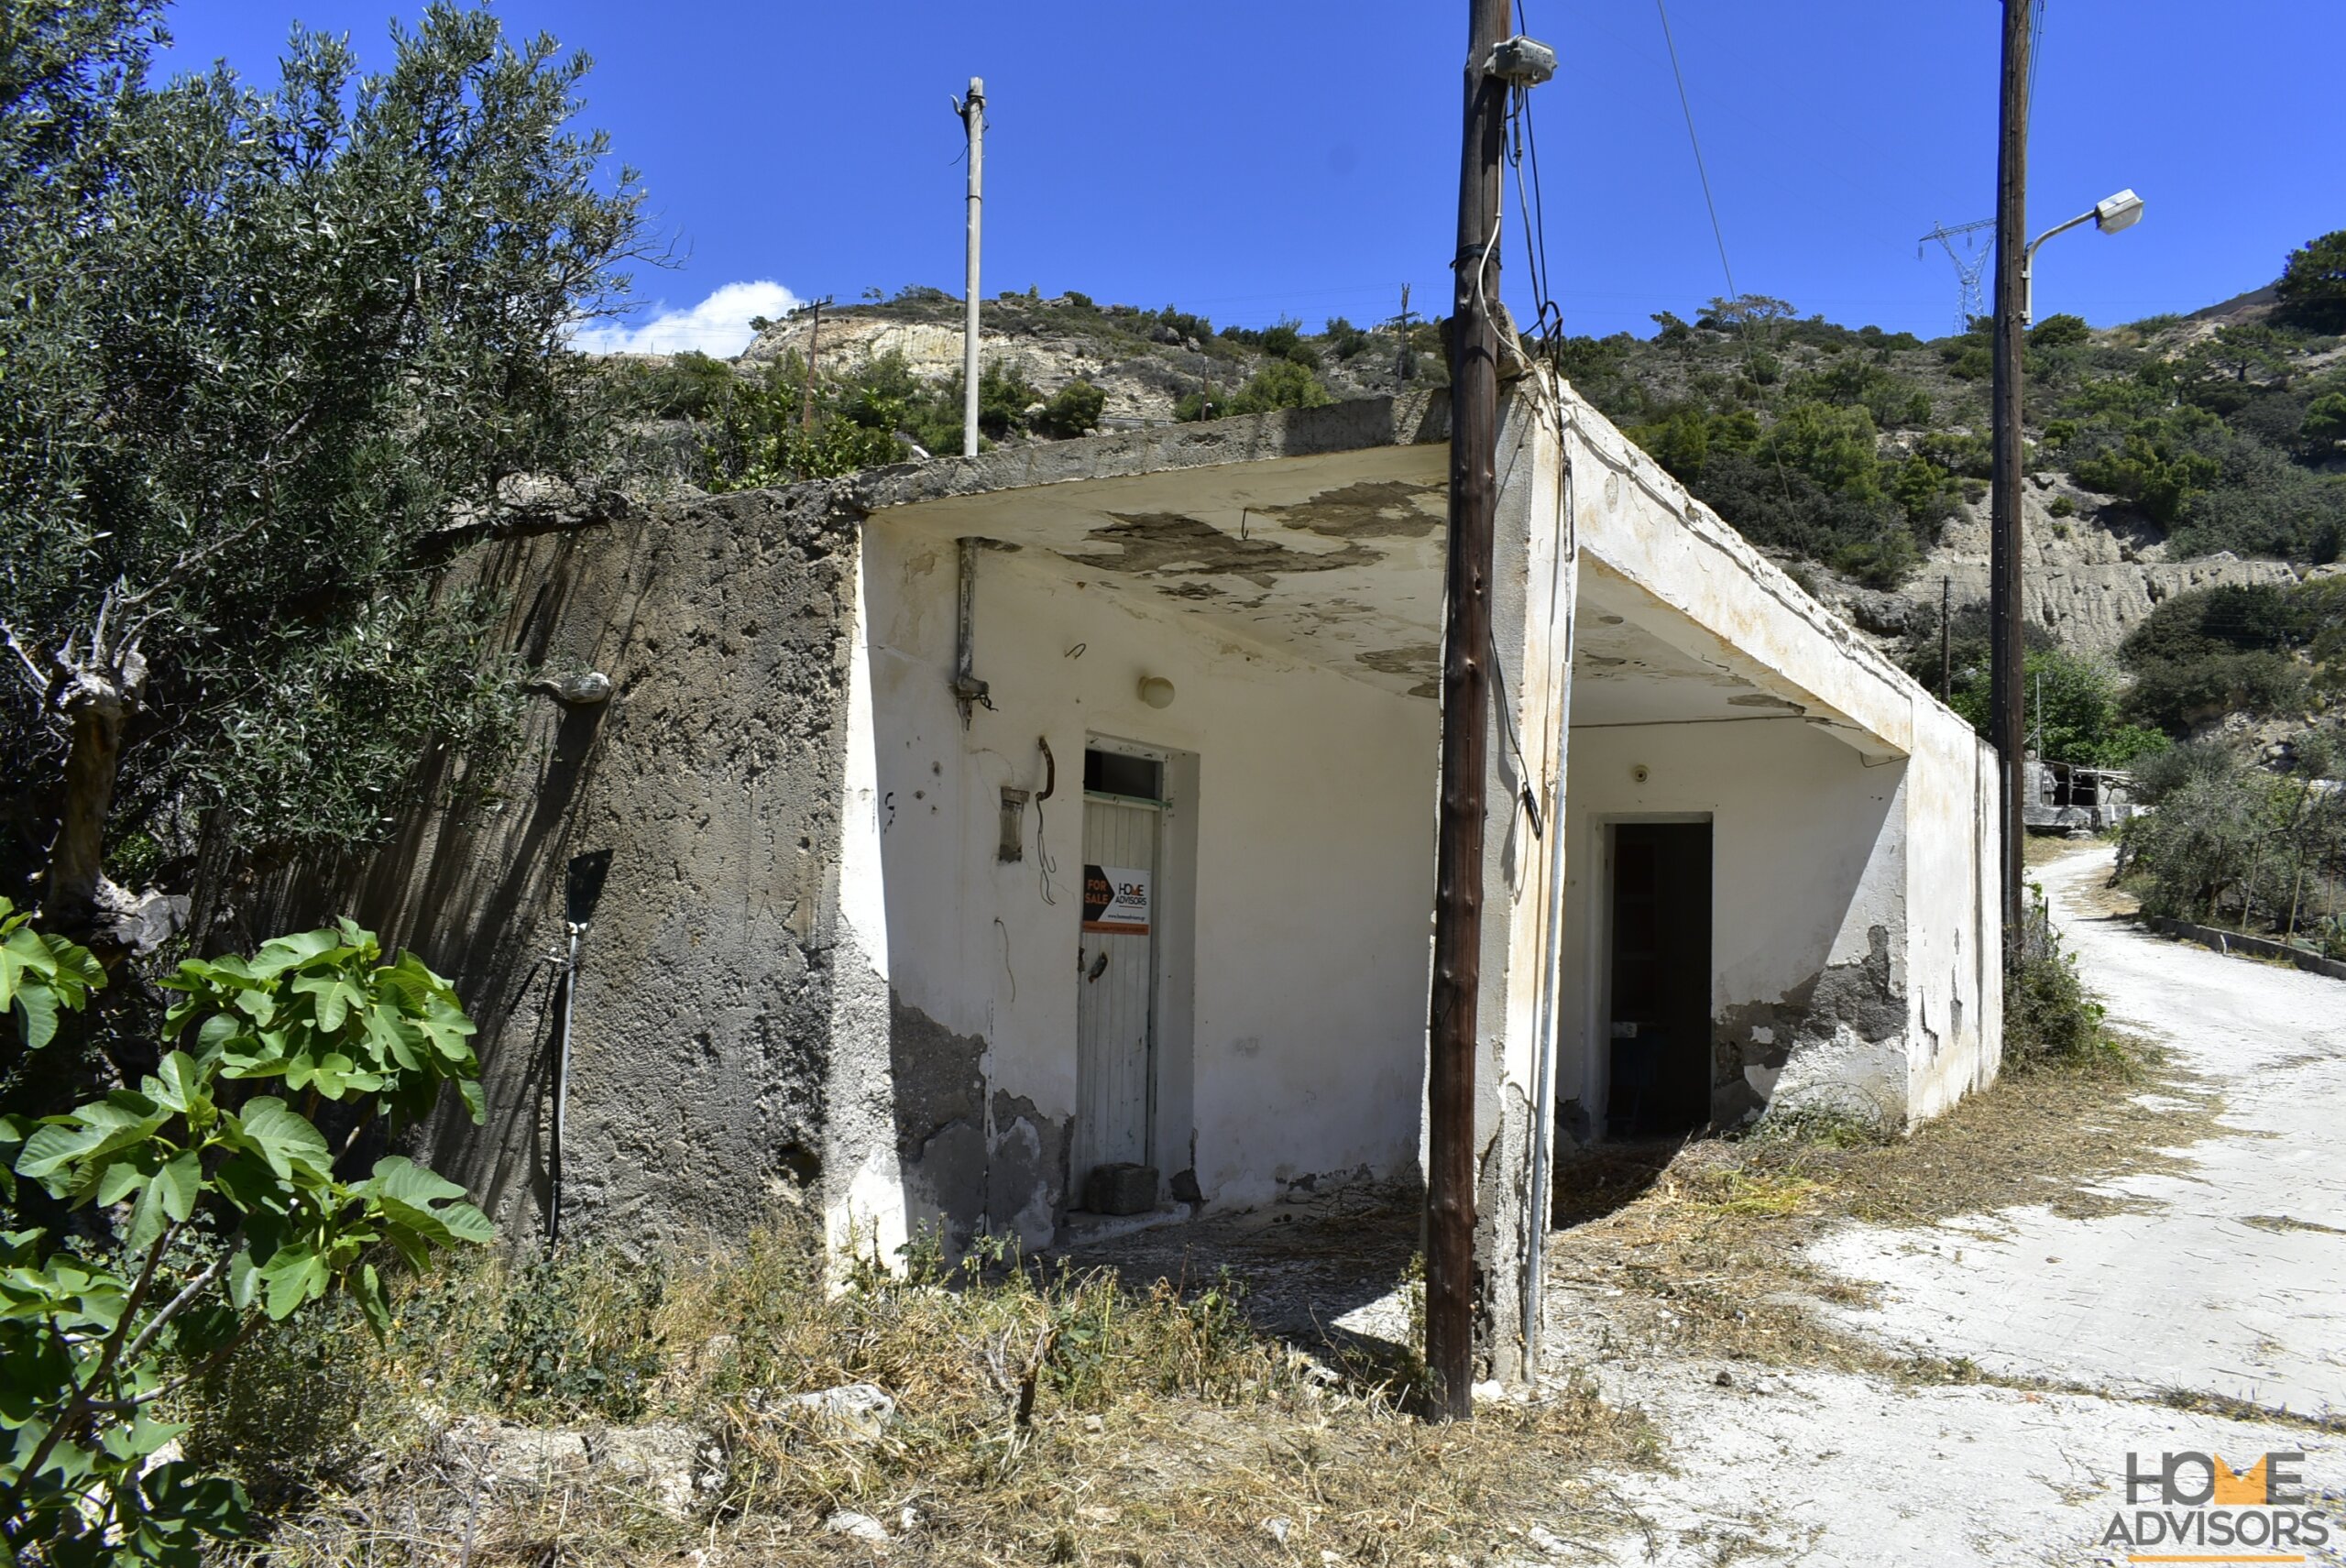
[1137,675,1176,709]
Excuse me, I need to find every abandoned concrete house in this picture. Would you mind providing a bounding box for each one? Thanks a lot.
[237,370,2001,1382]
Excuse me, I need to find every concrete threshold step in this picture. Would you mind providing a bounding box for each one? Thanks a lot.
[1054,1202,1195,1251]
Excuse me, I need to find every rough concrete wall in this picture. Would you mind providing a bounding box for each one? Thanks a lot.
[227,486,861,1247]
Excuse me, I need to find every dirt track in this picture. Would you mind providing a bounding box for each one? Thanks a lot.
[1561,844,2346,1566]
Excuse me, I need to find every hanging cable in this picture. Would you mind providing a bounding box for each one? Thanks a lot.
[1654,0,1736,302]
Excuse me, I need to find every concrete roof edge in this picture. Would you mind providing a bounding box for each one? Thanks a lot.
[1548,374,1966,730]
[846,391,1450,514]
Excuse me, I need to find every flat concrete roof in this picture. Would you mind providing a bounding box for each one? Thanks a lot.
[844,382,1941,752]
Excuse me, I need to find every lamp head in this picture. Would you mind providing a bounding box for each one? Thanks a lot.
[2094,189,2144,236]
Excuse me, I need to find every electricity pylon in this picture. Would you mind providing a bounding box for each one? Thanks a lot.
[1919,218,1996,334]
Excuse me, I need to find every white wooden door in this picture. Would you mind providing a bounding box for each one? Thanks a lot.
[1077,794,1159,1181]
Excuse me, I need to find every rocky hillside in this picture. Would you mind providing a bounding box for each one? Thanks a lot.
[612,258,2344,683]
[737,289,1434,430]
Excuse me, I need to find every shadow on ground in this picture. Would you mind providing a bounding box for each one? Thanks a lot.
[1053,1184,1422,1363]
[1551,1136,1694,1229]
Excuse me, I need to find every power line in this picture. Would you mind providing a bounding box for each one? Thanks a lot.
[1653,0,1736,302]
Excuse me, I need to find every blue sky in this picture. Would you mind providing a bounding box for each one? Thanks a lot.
[162,1,2343,357]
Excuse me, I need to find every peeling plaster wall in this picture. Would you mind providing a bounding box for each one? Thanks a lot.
[1462,393,1576,1387]
[1902,697,2004,1121]
[1559,720,1911,1135]
[826,515,1437,1260]
[1543,377,2002,1146]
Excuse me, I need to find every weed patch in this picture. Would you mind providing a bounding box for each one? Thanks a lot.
[213,1215,1658,1565]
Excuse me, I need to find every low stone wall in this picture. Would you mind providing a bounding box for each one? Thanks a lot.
[2143,916,2346,981]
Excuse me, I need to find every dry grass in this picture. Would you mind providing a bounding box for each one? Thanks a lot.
[206,1214,1658,1566]
[1544,1039,2223,1380]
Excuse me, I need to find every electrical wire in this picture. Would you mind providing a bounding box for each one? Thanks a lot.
[1654,0,1736,302]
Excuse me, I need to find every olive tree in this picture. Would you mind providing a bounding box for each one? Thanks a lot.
[0,1,651,948]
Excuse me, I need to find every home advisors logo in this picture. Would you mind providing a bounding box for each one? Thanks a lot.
[2102,1449,2330,1562]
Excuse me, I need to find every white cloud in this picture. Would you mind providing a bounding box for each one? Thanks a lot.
[573,280,800,358]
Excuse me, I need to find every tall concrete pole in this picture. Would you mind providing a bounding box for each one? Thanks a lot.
[1990,0,2031,958]
[958,77,985,458]
[1426,0,1508,1423]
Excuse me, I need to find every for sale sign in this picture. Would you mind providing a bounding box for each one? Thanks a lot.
[1082,864,1151,934]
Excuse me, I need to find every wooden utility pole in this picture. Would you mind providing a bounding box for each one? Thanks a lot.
[957,77,986,458]
[1990,0,2031,959]
[1426,0,1510,1423]
[1939,576,1953,701]
[799,297,827,433]
[1394,282,1417,391]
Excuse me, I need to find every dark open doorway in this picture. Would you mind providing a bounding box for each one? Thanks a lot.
[1605,821,1714,1138]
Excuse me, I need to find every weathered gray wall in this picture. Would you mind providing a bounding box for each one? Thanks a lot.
[225,484,861,1246]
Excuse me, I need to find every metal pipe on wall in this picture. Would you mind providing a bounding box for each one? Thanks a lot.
[549,917,585,1245]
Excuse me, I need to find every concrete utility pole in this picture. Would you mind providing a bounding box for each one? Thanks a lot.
[956,77,985,458]
[1426,0,1510,1423]
[1990,0,2031,959]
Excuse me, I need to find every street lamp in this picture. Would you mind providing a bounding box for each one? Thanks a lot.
[2022,188,2144,325]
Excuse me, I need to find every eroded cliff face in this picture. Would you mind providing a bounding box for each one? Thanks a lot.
[1831,478,2313,657]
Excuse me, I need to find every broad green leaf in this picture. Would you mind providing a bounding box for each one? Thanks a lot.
[353,1261,390,1340]
[247,928,345,980]
[292,973,364,1033]
[257,1244,327,1319]
[457,1078,486,1124]
[154,1150,201,1223]
[225,1099,332,1182]
[148,1052,214,1125]
[94,1157,149,1208]
[11,981,60,1050]
[124,1174,170,1252]
[362,1155,493,1247]
[225,1247,259,1312]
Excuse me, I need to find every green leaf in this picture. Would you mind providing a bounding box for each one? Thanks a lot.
[225,1098,332,1182]
[11,981,60,1050]
[361,1155,493,1248]
[147,1051,216,1128]
[353,1262,390,1340]
[124,1172,171,1252]
[248,928,345,981]
[292,973,365,1033]
[257,1244,327,1319]
[94,1157,149,1207]
[155,1149,201,1223]
[457,1078,486,1124]
[225,1246,260,1312]
[142,1462,251,1539]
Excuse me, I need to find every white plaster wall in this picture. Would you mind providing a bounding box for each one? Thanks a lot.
[829,516,1438,1255]
[1902,699,2004,1121]
[1557,718,1910,1132]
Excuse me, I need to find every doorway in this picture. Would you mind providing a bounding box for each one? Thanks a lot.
[1605,821,1714,1137]
[1075,745,1164,1201]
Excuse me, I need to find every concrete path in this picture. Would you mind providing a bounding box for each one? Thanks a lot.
[1564,845,2346,1566]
